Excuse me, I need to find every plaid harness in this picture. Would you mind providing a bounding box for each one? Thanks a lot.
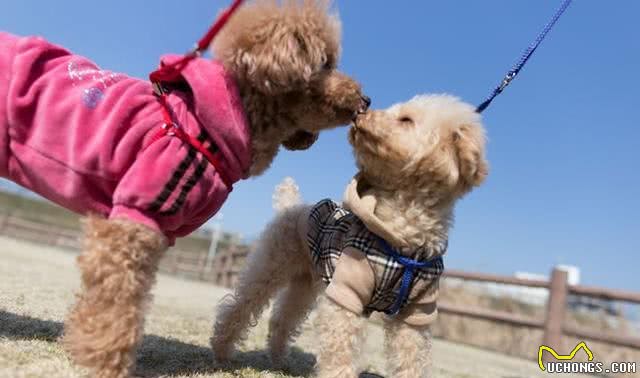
[307,199,446,316]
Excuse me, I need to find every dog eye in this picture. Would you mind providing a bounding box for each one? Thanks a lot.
[322,55,335,70]
[398,116,414,125]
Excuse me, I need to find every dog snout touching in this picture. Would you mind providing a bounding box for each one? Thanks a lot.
[360,95,371,112]
[352,95,371,121]
[354,111,368,127]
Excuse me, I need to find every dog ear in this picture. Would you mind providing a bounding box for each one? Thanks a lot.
[452,124,488,191]
[282,130,319,151]
[212,2,338,95]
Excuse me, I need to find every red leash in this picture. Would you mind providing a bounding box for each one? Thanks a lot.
[149,0,244,84]
[148,0,245,190]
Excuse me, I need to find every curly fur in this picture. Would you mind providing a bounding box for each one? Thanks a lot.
[267,274,323,366]
[383,320,432,378]
[55,2,367,377]
[62,216,167,378]
[350,94,488,249]
[210,201,311,362]
[213,0,369,176]
[272,176,302,211]
[314,296,366,378]
[210,94,488,377]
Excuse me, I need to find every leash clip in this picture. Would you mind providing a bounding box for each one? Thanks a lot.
[161,123,178,136]
[498,71,517,93]
[476,0,573,113]
[186,43,204,58]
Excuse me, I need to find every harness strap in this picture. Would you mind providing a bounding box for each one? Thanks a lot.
[146,0,245,190]
[147,93,234,189]
[378,238,444,316]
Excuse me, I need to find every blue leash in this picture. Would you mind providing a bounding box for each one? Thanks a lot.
[476,0,573,113]
[378,238,444,316]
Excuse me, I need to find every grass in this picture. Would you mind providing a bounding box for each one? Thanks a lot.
[0,236,347,378]
[0,190,631,377]
[0,236,597,378]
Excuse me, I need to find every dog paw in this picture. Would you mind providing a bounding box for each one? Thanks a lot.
[211,341,234,364]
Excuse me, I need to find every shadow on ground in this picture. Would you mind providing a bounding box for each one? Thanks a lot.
[0,310,394,377]
[0,310,63,341]
[0,311,382,377]
[136,334,317,377]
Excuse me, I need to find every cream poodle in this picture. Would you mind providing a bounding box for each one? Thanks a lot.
[211,94,488,377]
[0,1,368,377]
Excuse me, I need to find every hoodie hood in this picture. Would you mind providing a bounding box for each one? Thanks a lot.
[160,55,252,182]
[343,173,448,259]
[343,174,410,248]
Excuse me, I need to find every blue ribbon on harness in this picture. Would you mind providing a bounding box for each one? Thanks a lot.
[378,237,444,316]
[476,0,573,113]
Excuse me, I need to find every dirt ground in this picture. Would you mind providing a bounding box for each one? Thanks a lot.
[0,236,593,378]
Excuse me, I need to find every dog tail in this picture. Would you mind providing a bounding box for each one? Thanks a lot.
[272,177,302,212]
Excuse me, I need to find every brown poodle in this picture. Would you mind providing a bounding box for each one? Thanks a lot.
[0,1,368,377]
[210,0,370,175]
[211,94,488,378]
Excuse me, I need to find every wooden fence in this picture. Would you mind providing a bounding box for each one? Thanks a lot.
[1,213,638,353]
[0,214,81,250]
[0,214,248,288]
[158,241,250,287]
[442,268,640,354]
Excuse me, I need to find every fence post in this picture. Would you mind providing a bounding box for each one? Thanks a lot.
[224,250,235,288]
[542,268,569,362]
[171,251,179,274]
[0,213,7,233]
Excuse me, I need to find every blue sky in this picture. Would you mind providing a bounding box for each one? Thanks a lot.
[2,1,639,291]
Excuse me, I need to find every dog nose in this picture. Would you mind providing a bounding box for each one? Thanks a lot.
[362,95,371,109]
[357,95,371,115]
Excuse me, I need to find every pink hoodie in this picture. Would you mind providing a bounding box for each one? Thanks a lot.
[0,33,251,244]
